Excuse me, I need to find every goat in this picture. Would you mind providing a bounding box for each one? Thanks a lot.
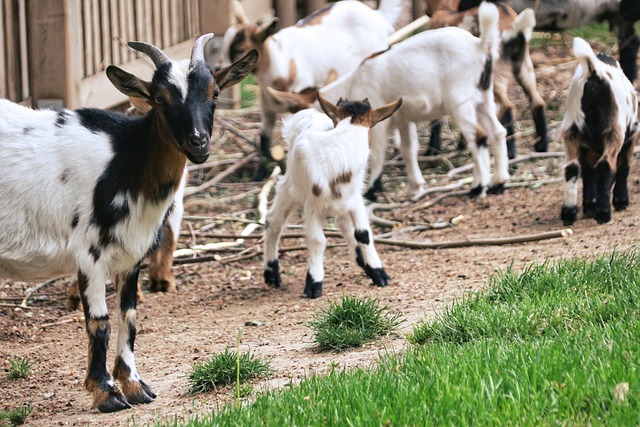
[560,37,639,225]
[269,2,509,200]
[0,35,257,412]
[460,0,640,82]
[426,0,547,158]
[263,94,402,298]
[216,0,403,180]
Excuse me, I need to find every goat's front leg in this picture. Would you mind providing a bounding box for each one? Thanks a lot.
[515,49,548,153]
[112,266,156,406]
[78,268,130,413]
[350,201,389,287]
[304,208,326,298]
[477,102,509,194]
[398,122,426,198]
[364,126,388,201]
[453,106,490,197]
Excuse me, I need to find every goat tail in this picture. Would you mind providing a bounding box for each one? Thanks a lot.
[572,37,600,75]
[478,1,500,62]
[377,0,404,29]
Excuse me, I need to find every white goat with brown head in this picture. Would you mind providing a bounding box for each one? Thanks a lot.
[263,93,402,298]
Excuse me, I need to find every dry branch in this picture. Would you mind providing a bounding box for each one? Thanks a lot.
[184,152,257,197]
[374,228,573,249]
[388,15,431,45]
[447,151,564,178]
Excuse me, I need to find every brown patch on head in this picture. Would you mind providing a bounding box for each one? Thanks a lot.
[296,4,334,26]
[329,171,352,199]
[312,183,322,196]
[207,80,220,100]
[155,85,173,106]
[324,69,338,85]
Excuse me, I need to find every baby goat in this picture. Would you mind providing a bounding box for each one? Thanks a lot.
[270,2,508,199]
[560,37,639,225]
[426,0,547,158]
[216,0,403,179]
[263,94,402,298]
[0,35,257,412]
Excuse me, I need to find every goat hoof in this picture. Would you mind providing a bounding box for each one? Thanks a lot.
[613,197,629,211]
[366,266,390,287]
[507,141,517,160]
[468,185,485,198]
[487,183,505,195]
[595,209,611,224]
[264,260,281,288]
[561,205,578,226]
[95,389,132,413]
[534,139,548,153]
[304,272,322,298]
[121,379,156,405]
[364,188,377,202]
[149,278,176,293]
[583,203,596,219]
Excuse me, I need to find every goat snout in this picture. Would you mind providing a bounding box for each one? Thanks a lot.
[183,131,211,163]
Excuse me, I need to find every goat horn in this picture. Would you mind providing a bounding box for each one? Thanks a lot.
[191,33,214,65]
[128,41,170,68]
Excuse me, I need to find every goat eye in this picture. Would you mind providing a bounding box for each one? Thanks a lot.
[154,98,163,105]
[213,90,220,99]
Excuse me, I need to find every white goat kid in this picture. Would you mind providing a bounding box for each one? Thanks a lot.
[0,36,257,412]
[560,37,639,225]
[263,94,402,298]
[271,2,508,200]
[216,0,403,179]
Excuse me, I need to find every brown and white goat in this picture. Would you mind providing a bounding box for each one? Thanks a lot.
[426,0,547,158]
[216,0,403,180]
[560,37,639,225]
[0,36,257,412]
[263,94,402,298]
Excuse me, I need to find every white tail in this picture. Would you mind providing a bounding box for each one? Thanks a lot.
[478,2,500,61]
[512,8,536,42]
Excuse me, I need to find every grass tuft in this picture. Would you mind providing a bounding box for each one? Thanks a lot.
[309,294,402,351]
[0,405,32,426]
[188,348,272,395]
[7,357,30,380]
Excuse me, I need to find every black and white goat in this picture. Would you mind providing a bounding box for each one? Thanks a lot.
[270,2,508,200]
[263,94,402,298]
[0,35,257,412]
[426,0,547,158]
[216,0,403,179]
[560,37,639,225]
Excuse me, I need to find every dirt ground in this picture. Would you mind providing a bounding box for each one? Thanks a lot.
[2,40,640,426]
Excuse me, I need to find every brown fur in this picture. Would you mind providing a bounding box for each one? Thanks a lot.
[312,183,322,196]
[147,221,177,292]
[329,171,353,199]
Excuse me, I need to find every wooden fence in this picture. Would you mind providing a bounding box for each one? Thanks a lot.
[0,0,29,104]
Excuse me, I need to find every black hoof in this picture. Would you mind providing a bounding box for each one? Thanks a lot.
[613,197,629,211]
[264,260,281,288]
[487,183,505,195]
[561,205,578,226]
[468,185,484,198]
[507,140,517,160]
[456,136,468,151]
[364,188,377,202]
[595,209,611,224]
[304,272,322,299]
[583,202,596,219]
[253,162,269,182]
[534,138,548,153]
[149,278,174,293]
[365,265,390,287]
[97,390,131,413]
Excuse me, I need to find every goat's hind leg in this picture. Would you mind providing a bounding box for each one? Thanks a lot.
[112,266,156,406]
[78,269,130,412]
[263,187,297,288]
[304,208,326,298]
[350,201,389,287]
[561,133,581,225]
[613,131,636,211]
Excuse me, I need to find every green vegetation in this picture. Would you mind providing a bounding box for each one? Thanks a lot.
[187,348,272,395]
[169,252,640,426]
[308,294,402,351]
[7,357,30,380]
[239,74,258,108]
[0,406,32,426]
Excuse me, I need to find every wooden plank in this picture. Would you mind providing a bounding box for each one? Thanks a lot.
[171,0,180,44]
[100,0,111,70]
[5,0,18,101]
[82,0,93,76]
[0,1,7,99]
[18,0,28,100]
[144,0,153,43]
[199,0,230,35]
[153,0,161,46]
[109,0,120,64]
[125,0,135,60]
[161,0,170,47]
[66,1,85,107]
[91,0,101,73]
[273,0,296,28]
[305,0,326,16]
[78,38,194,109]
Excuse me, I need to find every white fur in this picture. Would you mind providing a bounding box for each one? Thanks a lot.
[319,2,507,197]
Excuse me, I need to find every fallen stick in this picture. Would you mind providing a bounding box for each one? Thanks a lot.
[41,316,84,329]
[21,278,63,308]
[184,152,257,197]
[374,228,573,249]
[447,151,564,178]
[257,166,281,224]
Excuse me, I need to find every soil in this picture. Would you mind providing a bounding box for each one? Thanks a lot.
[1,40,639,427]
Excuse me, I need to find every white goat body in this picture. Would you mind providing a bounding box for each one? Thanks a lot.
[560,37,639,225]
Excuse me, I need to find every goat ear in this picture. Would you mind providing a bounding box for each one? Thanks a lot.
[370,98,403,128]
[106,66,152,101]
[129,95,153,114]
[318,93,341,126]
[266,86,318,112]
[215,49,259,90]
[253,18,279,43]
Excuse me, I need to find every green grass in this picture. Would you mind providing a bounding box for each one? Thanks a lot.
[7,357,30,380]
[308,294,402,351]
[187,348,272,395]
[0,406,32,426]
[167,252,640,426]
[239,74,257,108]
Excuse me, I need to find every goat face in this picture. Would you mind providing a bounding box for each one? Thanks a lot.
[107,34,258,164]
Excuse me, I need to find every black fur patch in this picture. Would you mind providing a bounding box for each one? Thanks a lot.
[595,161,614,224]
[229,30,247,63]
[617,23,640,81]
[580,75,614,149]
[337,99,371,117]
[596,52,617,67]
[502,33,526,70]
[355,246,366,270]
[304,271,322,299]
[89,245,101,263]
[264,260,281,288]
[55,111,70,128]
[532,105,549,153]
[426,120,442,156]
[354,229,370,245]
[71,209,80,229]
[476,134,488,148]
[478,58,493,90]
[564,164,579,182]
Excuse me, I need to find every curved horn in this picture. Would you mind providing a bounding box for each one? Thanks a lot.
[232,0,250,24]
[191,33,214,65]
[128,41,170,68]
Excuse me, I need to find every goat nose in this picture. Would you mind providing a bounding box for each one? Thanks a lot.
[189,129,209,147]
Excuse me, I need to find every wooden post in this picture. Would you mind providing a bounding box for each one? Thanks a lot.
[273,0,296,27]
[199,0,231,34]
[304,0,326,16]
